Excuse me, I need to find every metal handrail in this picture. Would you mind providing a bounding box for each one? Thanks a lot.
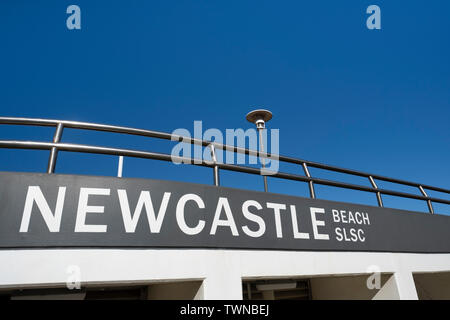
[0,117,449,214]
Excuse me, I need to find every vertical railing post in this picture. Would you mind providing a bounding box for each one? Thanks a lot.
[117,156,124,178]
[301,163,315,199]
[418,185,434,214]
[47,122,64,174]
[209,144,220,186]
[368,176,383,207]
[262,174,268,192]
[258,129,268,192]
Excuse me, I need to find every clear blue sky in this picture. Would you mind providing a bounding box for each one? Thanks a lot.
[0,1,449,214]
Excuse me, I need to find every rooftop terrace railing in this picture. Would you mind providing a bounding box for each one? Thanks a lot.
[0,117,449,214]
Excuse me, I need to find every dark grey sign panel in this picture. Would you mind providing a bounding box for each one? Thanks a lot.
[0,171,449,253]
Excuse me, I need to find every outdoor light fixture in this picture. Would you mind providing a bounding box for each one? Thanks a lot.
[246,109,273,192]
[246,109,273,129]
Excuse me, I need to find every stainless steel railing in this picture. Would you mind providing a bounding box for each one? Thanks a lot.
[0,116,449,214]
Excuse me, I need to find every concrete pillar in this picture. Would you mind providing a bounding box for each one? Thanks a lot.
[373,272,418,300]
[198,273,242,300]
[195,251,243,300]
[394,272,419,300]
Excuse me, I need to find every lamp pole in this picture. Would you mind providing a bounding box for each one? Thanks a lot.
[246,109,273,192]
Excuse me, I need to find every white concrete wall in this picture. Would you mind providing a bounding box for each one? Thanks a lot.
[1,249,449,299]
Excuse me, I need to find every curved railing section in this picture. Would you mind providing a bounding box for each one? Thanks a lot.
[0,117,449,214]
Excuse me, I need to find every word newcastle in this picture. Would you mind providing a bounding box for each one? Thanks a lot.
[19,185,370,243]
